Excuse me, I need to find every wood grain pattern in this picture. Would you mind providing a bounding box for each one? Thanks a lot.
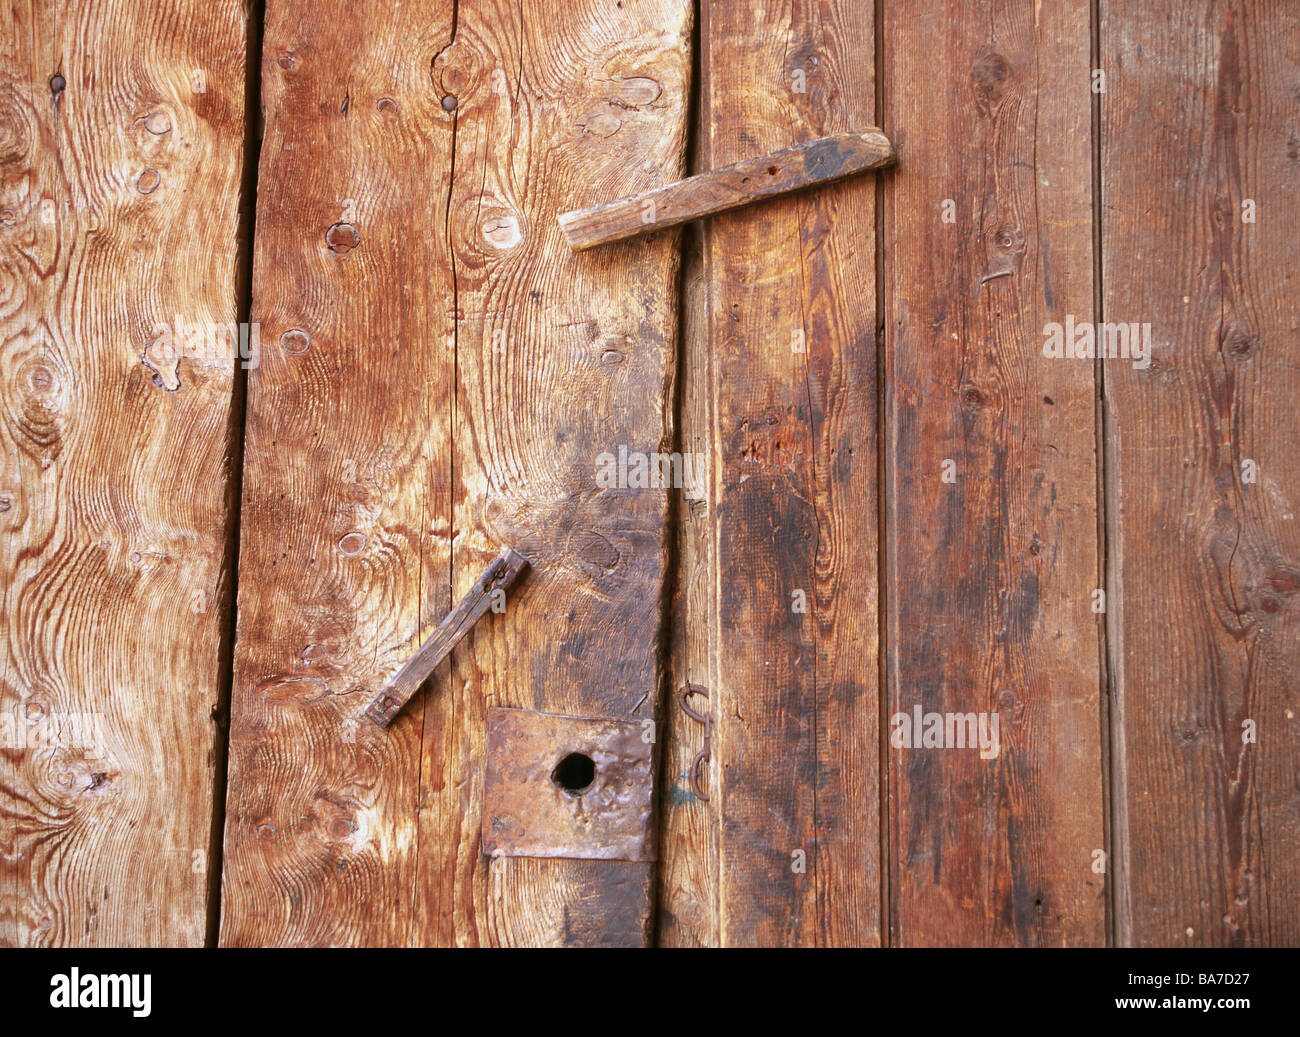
[696,0,881,946]
[7,0,1291,951]
[221,0,690,946]
[363,547,526,727]
[557,130,894,251]
[415,0,690,947]
[0,0,247,946]
[882,0,1106,945]
[1102,0,1300,947]
[219,0,457,947]
[658,222,720,944]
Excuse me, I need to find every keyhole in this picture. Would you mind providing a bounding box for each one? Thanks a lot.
[551,752,595,795]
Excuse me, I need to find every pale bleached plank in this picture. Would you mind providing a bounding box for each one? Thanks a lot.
[0,0,248,946]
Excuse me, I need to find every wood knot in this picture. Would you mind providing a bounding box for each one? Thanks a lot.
[990,224,1024,255]
[970,53,1012,108]
[571,529,619,574]
[1221,324,1257,360]
[960,384,986,407]
[608,76,662,110]
[326,222,359,253]
[1265,566,1300,596]
[259,676,332,708]
[136,168,161,194]
[143,111,172,135]
[141,337,181,391]
[578,110,622,138]
[337,531,367,555]
[1212,196,1234,227]
[28,365,55,393]
[481,213,521,249]
[280,328,310,354]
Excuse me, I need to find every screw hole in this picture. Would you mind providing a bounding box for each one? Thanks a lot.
[551,752,595,795]
[767,165,778,175]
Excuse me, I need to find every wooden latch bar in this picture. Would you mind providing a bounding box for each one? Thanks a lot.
[557,129,895,251]
[364,547,529,728]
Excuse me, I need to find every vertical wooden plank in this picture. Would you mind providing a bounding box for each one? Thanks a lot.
[702,1,881,946]
[219,0,456,945]
[658,216,720,946]
[221,0,691,946]
[0,1,247,945]
[415,0,691,947]
[883,0,1106,945]
[1103,0,1300,946]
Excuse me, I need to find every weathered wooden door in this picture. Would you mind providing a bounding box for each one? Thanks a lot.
[3,0,1297,949]
[218,0,691,946]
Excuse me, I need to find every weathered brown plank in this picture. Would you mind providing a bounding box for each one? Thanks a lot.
[0,0,247,945]
[883,0,1106,945]
[557,130,894,251]
[413,0,691,947]
[658,221,719,945]
[221,0,690,946]
[694,0,881,946]
[219,0,457,946]
[1103,0,1300,947]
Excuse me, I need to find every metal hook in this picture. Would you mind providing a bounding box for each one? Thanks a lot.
[679,683,711,802]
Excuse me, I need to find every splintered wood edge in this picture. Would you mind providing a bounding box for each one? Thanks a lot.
[557,130,895,251]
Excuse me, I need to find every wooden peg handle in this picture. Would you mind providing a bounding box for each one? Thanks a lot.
[364,548,529,728]
[557,129,895,252]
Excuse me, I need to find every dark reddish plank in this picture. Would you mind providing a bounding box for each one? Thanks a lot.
[686,0,881,946]
[883,0,1106,945]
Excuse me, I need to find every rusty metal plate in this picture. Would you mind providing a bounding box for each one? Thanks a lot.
[482,707,654,862]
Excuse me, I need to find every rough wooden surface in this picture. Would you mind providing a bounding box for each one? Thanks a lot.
[882,0,1106,945]
[558,130,894,251]
[220,0,690,946]
[1102,0,1300,947]
[414,0,690,947]
[8,0,1297,951]
[219,0,458,947]
[0,0,247,946]
[363,547,527,728]
[658,224,719,943]
[691,0,881,946]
